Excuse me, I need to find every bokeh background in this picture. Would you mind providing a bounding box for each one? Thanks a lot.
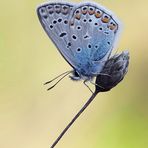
[0,0,148,148]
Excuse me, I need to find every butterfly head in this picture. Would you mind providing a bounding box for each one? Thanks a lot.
[69,70,92,81]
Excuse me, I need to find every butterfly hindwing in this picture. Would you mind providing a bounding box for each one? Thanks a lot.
[65,2,120,75]
[69,2,119,61]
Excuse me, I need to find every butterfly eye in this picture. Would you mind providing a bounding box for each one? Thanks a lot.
[95,9,103,18]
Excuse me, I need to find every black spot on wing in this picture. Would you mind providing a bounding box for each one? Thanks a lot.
[58,18,62,23]
[59,32,67,37]
[72,35,77,40]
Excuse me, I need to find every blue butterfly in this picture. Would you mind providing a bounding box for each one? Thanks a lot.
[37,1,121,90]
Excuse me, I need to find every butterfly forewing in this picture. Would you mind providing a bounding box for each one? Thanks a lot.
[37,2,78,68]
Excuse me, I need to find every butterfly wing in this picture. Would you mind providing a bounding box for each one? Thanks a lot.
[37,2,77,68]
[67,2,121,75]
[37,2,121,77]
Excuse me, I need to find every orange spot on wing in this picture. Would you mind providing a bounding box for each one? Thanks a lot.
[101,14,110,23]
[88,7,95,15]
[108,21,117,31]
[75,14,81,20]
[95,10,102,18]
[81,6,88,14]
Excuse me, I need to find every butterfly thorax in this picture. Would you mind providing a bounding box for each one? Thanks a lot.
[70,59,106,81]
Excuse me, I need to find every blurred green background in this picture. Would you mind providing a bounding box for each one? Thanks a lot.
[0,0,148,148]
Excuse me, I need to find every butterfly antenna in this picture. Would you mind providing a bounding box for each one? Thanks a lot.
[46,71,72,91]
[44,70,72,85]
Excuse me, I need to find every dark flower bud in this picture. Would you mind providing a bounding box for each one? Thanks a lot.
[95,51,129,93]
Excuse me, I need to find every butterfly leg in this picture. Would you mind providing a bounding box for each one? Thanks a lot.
[89,80,105,89]
[83,80,94,94]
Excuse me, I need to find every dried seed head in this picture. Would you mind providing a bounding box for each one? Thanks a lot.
[95,51,129,93]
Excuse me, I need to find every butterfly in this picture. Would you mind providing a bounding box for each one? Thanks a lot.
[37,1,124,147]
[37,1,121,90]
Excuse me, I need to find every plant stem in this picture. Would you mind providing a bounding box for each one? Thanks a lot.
[50,91,99,148]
